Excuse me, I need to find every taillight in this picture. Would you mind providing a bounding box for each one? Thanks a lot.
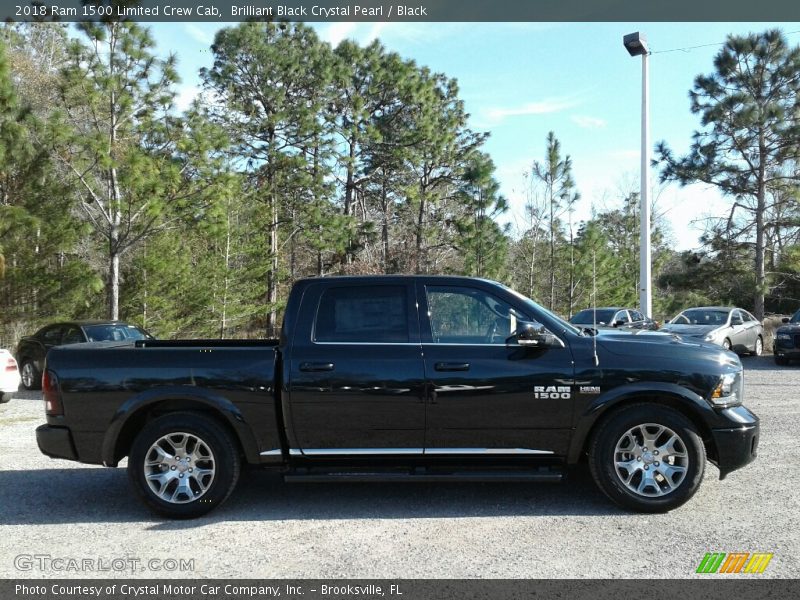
[42,370,63,416]
[4,357,16,372]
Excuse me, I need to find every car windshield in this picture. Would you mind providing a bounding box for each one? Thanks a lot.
[570,309,616,325]
[791,310,800,324]
[671,309,729,326]
[84,324,150,342]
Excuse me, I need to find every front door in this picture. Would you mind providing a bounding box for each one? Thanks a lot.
[419,282,576,456]
[287,282,426,455]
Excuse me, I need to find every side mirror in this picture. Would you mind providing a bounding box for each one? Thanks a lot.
[511,322,565,349]
[613,320,626,327]
[782,317,790,324]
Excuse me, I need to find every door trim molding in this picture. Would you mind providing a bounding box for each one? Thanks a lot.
[286,447,554,457]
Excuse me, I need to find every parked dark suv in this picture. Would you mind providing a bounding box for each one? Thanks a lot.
[16,321,151,389]
[774,310,800,365]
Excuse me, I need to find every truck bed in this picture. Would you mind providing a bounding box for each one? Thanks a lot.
[43,339,281,466]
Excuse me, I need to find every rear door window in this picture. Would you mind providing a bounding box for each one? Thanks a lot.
[40,327,63,345]
[61,326,84,345]
[314,286,409,343]
[614,310,631,324]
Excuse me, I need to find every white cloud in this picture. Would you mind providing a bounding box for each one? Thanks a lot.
[322,22,358,46]
[571,115,607,129]
[607,149,640,161]
[483,97,580,124]
[174,85,201,112]
[361,22,388,45]
[184,24,214,46]
[314,22,463,50]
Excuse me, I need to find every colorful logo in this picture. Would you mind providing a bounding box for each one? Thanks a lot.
[696,552,773,574]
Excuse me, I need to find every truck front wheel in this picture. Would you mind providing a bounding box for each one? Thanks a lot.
[127,412,241,518]
[588,403,705,512]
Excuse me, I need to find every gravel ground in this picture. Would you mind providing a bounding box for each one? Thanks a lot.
[0,356,798,579]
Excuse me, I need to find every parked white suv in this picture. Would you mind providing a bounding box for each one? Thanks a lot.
[1,349,21,403]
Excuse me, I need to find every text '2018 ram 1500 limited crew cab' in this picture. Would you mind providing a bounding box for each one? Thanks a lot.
[35,276,759,518]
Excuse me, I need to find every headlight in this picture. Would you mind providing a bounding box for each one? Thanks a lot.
[710,372,743,408]
[704,329,721,341]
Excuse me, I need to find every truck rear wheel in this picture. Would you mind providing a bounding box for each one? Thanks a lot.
[127,412,241,519]
[588,403,705,512]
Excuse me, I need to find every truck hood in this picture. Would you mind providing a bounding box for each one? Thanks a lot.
[596,329,739,365]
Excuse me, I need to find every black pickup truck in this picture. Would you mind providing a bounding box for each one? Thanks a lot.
[36,276,759,518]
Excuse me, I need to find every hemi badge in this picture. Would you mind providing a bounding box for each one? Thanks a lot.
[580,386,601,394]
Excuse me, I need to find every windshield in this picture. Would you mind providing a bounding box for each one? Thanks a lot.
[670,309,729,326]
[570,309,616,325]
[501,284,582,335]
[84,324,151,342]
[791,310,800,324]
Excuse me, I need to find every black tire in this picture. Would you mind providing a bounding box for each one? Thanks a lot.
[0,392,10,404]
[774,355,789,366]
[722,338,732,352]
[588,403,705,513]
[751,336,763,357]
[127,412,241,519]
[20,360,41,391]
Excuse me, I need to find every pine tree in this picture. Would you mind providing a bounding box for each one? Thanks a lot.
[657,29,800,319]
[56,21,224,320]
[202,22,336,336]
[531,132,577,311]
[454,152,509,279]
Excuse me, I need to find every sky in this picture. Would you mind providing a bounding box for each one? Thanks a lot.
[145,21,800,251]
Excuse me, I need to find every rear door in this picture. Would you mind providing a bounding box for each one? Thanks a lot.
[628,309,646,330]
[739,310,759,349]
[419,281,575,456]
[729,310,749,349]
[34,325,65,369]
[286,281,426,455]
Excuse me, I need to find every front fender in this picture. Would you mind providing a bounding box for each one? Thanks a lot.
[101,386,261,466]
[567,381,712,464]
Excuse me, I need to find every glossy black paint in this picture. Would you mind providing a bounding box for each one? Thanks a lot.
[36,424,77,460]
[38,276,759,481]
[43,342,279,466]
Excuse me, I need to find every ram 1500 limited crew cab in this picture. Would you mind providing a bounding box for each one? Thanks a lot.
[36,276,759,518]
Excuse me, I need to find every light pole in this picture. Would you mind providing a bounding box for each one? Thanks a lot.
[623,31,652,318]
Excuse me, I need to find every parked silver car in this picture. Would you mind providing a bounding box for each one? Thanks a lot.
[660,306,763,356]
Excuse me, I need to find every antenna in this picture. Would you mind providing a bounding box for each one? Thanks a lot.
[592,251,599,367]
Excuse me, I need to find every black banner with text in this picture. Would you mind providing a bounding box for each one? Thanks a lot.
[4,0,800,23]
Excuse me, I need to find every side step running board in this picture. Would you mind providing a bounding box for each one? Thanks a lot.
[284,469,563,484]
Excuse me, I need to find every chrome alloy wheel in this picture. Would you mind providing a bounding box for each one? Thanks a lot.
[613,423,689,497]
[143,432,216,504]
[21,363,36,389]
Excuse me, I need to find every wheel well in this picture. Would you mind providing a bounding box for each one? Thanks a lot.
[582,396,718,464]
[113,400,246,464]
